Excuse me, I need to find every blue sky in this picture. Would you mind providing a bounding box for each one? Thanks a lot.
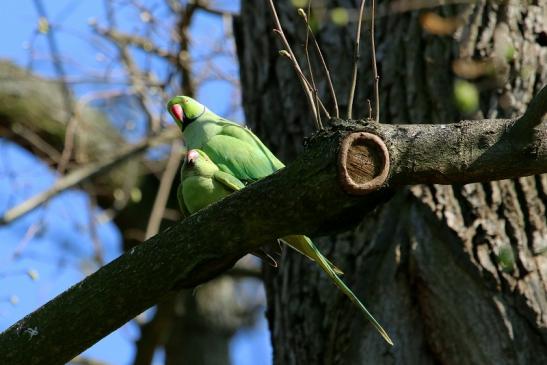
[0,1,270,364]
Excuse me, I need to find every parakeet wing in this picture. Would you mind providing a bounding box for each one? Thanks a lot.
[177,183,190,218]
[219,124,284,171]
[212,170,246,191]
[202,124,284,182]
[203,136,275,182]
[213,169,281,267]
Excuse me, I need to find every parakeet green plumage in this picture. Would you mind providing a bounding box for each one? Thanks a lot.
[178,149,280,267]
[170,97,393,345]
[167,96,283,182]
[178,149,244,215]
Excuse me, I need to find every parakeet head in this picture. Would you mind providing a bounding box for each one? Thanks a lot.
[182,149,218,177]
[167,96,206,130]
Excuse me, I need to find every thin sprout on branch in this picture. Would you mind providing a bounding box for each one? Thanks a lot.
[297,7,339,119]
[346,0,381,122]
[347,0,366,119]
[300,7,323,129]
[267,0,321,130]
[278,49,331,120]
[371,0,380,123]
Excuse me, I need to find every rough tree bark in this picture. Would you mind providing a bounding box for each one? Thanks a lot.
[235,1,547,364]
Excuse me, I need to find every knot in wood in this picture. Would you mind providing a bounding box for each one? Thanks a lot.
[338,132,390,195]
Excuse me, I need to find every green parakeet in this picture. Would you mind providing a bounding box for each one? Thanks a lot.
[170,98,393,345]
[177,148,314,268]
[178,149,279,267]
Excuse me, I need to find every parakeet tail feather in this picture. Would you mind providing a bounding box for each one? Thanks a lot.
[280,236,344,276]
[284,236,394,345]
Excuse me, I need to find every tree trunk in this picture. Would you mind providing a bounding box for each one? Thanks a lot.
[164,291,232,365]
[235,1,547,364]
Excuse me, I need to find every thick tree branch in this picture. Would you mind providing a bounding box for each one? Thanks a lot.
[0,94,545,363]
[384,118,546,185]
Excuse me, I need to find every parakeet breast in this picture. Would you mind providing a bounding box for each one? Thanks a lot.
[182,176,232,214]
[183,119,224,150]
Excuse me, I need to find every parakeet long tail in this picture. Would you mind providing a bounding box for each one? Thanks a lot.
[283,235,394,346]
[282,235,344,275]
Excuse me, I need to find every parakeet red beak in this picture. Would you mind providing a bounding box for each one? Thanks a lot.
[171,104,184,123]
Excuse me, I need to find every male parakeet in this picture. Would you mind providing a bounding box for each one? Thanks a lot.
[167,96,282,182]
[169,98,393,345]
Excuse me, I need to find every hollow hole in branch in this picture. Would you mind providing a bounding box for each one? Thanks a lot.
[347,142,383,184]
[339,132,390,195]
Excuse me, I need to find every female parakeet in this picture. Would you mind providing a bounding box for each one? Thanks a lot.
[178,149,279,267]
[170,98,393,345]
[167,96,283,182]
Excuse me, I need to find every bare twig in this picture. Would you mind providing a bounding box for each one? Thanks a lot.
[144,140,184,239]
[10,222,44,260]
[279,49,330,119]
[298,8,339,119]
[174,2,198,96]
[93,26,178,63]
[32,0,78,173]
[85,184,105,267]
[96,3,161,132]
[371,0,380,123]
[58,115,79,171]
[267,0,320,128]
[277,49,325,127]
[194,3,237,18]
[299,8,323,129]
[0,128,179,226]
[9,124,62,163]
[347,0,366,119]
[278,50,331,120]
